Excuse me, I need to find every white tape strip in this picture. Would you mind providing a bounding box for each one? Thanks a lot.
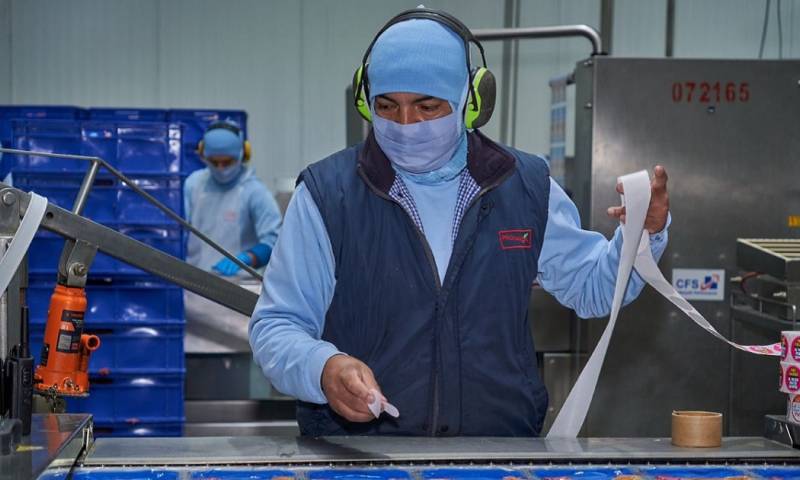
[547,170,651,438]
[633,236,780,356]
[0,192,47,294]
[547,170,779,438]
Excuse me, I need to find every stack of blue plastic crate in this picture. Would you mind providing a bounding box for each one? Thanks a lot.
[0,105,250,437]
[166,109,248,175]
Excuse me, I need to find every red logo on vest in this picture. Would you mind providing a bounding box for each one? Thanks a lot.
[498,229,533,250]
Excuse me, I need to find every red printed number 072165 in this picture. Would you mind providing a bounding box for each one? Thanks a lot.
[671,81,750,103]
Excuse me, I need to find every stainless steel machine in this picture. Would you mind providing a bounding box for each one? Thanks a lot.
[568,57,800,437]
[731,239,800,435]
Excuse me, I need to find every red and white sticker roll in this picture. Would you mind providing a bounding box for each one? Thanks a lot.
[789,394,800,425]
[781,362,800,393]
[782,331,800,362]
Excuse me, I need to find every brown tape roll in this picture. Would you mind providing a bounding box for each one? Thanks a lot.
[671,410,722,448]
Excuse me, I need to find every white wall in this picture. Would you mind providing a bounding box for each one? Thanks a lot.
[1,0,798,189]
[0,0,11,104]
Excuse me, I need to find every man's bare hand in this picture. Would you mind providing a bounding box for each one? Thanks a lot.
[321,354,383,422]
[606,165,669,234]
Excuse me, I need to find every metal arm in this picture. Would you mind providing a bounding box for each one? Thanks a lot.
[0,148,262,282]
[473,24,604,56]
[0,182,258,317]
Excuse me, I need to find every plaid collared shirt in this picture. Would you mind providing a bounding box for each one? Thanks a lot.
[388,171,481,244]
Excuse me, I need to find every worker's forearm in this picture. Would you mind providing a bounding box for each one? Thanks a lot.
[247,182,338,403]
[538,178,670,319]
[249,314,340,403]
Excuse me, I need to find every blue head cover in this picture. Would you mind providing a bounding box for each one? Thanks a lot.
[367,18,468,105]
[202,120,244,161]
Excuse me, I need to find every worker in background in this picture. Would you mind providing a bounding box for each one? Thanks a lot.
[184,120,281,276]
[249,9,670,436]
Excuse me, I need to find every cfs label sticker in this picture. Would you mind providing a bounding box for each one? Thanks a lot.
[672,268,725,301]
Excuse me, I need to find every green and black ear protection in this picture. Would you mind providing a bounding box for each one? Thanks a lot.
[352,8,496,129]
[197,121,252,162]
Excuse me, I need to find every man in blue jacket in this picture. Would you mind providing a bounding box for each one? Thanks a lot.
[249,9,670,436]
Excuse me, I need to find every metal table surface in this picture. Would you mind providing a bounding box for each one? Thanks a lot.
[0,414,91,480]
[82,436,800,467]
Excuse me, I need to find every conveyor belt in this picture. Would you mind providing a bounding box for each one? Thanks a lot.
[77,436,800,468]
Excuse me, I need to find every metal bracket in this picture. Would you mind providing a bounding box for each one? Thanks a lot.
[0,189,23,364]
[0,189,21,235]
[2,183,258,316]
[57,239,98,288]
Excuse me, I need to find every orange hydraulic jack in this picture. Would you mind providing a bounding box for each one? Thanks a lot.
[34,284,100,397]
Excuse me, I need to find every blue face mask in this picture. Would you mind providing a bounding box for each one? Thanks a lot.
[372,83,469,175]
[373,110,462,174]
[210,163,243,185]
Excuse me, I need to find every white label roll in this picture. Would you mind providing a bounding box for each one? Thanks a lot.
[781,331,800,362]
[788,394,800,425]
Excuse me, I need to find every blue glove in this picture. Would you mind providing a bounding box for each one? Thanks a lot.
[213,252,252,276]
[248,243,273,267]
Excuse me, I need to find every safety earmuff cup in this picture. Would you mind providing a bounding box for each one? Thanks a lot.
[465,67,496,130]
[353,65,372,123]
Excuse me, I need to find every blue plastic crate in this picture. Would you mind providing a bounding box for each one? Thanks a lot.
[530,468,636,480]
[183,150,206,176]
[42,469,180,479]
[12,172,117,223]
[91,422,183,438]
[12,171,184,228]
[167,109,246,174]
[9,119,181,175]
[117,122,181,173]
[193,470,295,479]
[27,278,184,325]
[66,371,184,424]
[11,119,85,171]
[309,470,411,480]
[167,109,247,145]
[8,105,86,120]
[117,175,183,223]
[28,227,184,276]
[88,108,168,122]
[80,121,117,167]
[1,106,86,173]
[82,121,182,173]
[29,322,184,375]
[0,106,85,141]
[640,468,748,479]
[423,469,525,480]
[750,468,800,480]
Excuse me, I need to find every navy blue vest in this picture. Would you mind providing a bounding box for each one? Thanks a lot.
[297,131,551,436]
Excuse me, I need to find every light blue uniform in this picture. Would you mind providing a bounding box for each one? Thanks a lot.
[249,176,670,403]
[184,167,281,274]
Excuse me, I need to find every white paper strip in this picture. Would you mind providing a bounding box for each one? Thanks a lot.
[0,192,47,294]
[546,170,651,438]
[547,170,779,438]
